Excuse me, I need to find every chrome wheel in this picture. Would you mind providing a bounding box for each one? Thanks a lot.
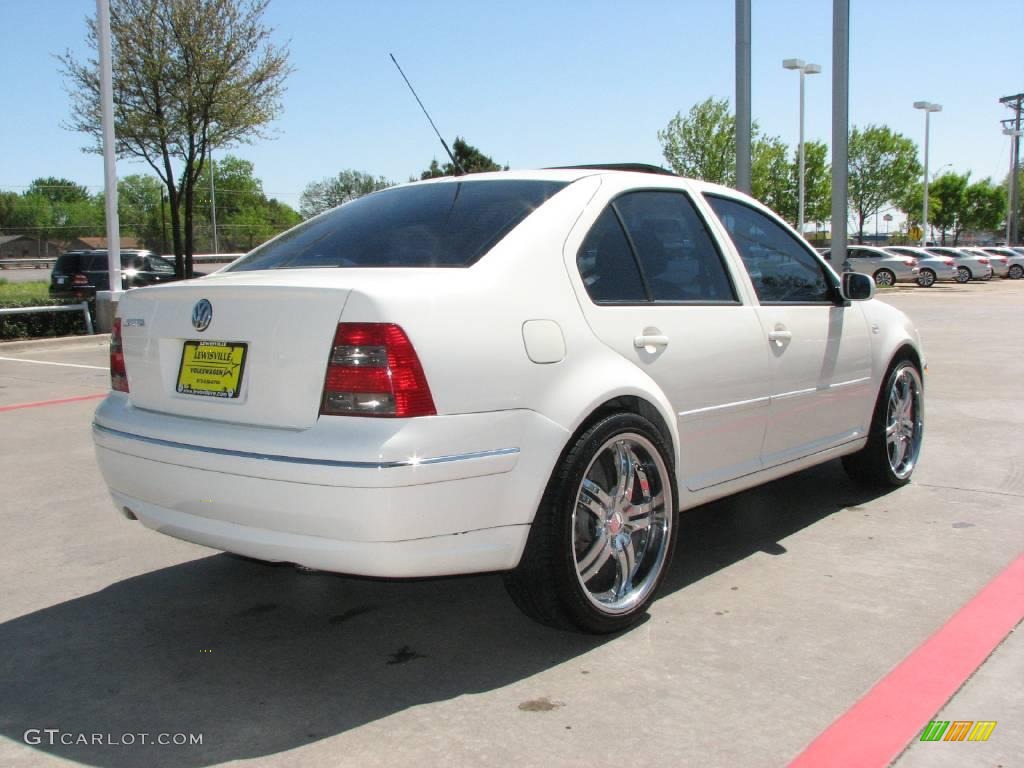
[955,266,971,283]
[885,366,924,480]
[572,433,671,615]
[1009,264,1023,280]
[874,269,895,287]
[917,269,935,287]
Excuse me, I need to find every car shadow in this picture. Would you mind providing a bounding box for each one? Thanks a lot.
[1,459,890,767]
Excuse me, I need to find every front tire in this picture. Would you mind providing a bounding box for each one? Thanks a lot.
[505,413,677,633]
[874,269,896,287]
[917,268,936,287]
[843,359,924,488]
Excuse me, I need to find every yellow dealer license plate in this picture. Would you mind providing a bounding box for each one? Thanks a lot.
[176,340,248,399]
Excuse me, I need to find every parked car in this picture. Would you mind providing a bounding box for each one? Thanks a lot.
[92,167,926,633]
[959,247,1009,278]
[883,246,958,287]
[925,247,992,283]
[820,245,920,286]
[50,249,197,300]
[981,247,1024,279]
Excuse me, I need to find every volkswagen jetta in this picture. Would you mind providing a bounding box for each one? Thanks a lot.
[93,167,925,633]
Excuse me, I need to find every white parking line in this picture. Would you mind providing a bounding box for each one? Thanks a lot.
[0,356,107,370]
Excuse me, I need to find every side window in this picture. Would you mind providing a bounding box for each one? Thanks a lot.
[147,255,175,273]
[847,248,865,259]
[576,207,646,303]
[705,195,834,304]
[614,192,737,303]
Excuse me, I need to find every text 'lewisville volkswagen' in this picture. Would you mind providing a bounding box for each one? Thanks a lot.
[93,167,925,633]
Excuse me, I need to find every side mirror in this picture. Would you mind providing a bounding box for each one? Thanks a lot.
[842,271,874,301]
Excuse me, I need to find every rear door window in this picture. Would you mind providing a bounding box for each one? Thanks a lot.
[228,179,568,271]
[614,191,737,303]
[576,208,647,302]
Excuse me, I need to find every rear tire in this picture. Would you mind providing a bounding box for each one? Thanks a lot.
[504,413,677,633]
[917,268,935,287]
[1009,264,1023,280]
[842,359,924,488]
[955,266,971,283]
[874,269,895,287]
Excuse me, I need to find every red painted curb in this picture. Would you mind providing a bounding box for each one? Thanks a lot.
[789,553,1024,767]
[0,393,107,413]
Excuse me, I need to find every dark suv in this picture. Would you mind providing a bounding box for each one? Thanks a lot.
[50,250,190,300]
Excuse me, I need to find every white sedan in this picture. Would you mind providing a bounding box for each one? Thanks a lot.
[93,167,926,633]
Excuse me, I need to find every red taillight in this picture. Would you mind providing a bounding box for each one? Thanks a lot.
[903,258,917,267]
[1000,257,1009,264]
[978,257,990,265]
[320,323,435,418]
[110,318,129,393]
[72,273,89,286]
[944,259,955,266]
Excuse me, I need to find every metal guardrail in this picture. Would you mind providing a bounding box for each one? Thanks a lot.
[0,253,243,270]
[0,302,94,334]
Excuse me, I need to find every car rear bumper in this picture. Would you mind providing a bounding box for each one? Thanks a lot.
[92,397,569,577]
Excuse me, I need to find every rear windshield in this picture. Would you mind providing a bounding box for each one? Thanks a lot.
[227,179,569,271]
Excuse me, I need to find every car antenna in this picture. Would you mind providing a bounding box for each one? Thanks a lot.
[389,53,466,176]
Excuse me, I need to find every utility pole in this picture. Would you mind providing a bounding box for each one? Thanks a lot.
[1000,93,1023,245]
[831,0,849,271]
[735,0,751,194]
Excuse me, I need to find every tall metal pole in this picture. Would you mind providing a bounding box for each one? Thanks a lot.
[209,148,219,254]
[798,68,806,235]
[96,0,121,292]
[921,110,931,246]
[914,102,941,246]
[735,0,752,194]
[831,0,849,271]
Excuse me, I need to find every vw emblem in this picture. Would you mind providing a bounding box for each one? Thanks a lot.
[192,299,212,332]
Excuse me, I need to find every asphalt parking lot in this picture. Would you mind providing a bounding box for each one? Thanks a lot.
[1,281,1021,768]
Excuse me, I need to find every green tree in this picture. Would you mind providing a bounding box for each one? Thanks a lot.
[299,170,393,218]
[793,141,832,229]
[60,0,291,278]
[420,137,506,179]
[658,98,738,185]
[0,191,19,231]
[961,179,1006,239]
[118,175,166,251]
[848,125,921,243]
[658,98,798,222]
[25,177,91,205]
[928,172,969,244]
[751,135,791,215]
[193,154,301,251]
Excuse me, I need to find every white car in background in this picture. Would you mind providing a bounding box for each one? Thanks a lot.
[926,247,993,283]
[884,246,958,287]
[981,247,1024,279]
[821,245,919,286]
[93,167,926,633]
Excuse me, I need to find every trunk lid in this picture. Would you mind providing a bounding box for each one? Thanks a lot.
[117,270,351,430]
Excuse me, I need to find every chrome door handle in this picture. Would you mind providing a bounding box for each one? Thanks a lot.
[768,329,792,345]
[634,334,670,349]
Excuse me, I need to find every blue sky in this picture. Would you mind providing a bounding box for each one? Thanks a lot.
[1,0,1021,221]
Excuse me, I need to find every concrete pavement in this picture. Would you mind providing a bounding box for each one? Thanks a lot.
[0,281,1020,767]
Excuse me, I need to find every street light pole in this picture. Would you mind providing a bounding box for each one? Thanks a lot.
[783,59,822,236]
[913,101,942,246]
